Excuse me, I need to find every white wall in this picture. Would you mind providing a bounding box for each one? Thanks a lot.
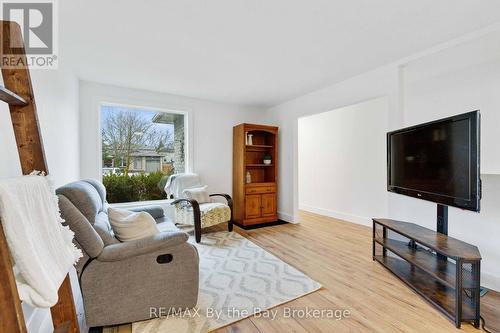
[389,30,500,290]
[298,98,388,225]
[0,102,22,177]
[266,64,401,222]
[0,69,79,186]
[403,30,500,173]
[0,68,80,333]
[79,81,266,196]
[266,27,500,290]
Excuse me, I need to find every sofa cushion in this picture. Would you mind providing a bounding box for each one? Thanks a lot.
[56,181,104,223]
[109,207,159,242]
[58,195,104,258]
[94,211,119,245]
[81,179,107,207]
[129,205,164,219]
[156,218,181,232]
[96,231,189,261]
[57,180,175,256]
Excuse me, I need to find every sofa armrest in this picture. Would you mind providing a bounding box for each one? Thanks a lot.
[129,205,165,219]
[97,231,188,261]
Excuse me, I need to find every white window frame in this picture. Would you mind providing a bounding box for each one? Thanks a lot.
[98,102,192,180]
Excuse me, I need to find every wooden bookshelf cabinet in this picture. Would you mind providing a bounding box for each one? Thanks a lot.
[372,218,481,328]
[233,124,278,227]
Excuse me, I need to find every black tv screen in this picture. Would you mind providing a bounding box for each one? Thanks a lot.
[387,111,481,212]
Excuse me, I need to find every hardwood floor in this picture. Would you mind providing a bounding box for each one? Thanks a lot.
[107,211,499,332]
[212,211,499,333]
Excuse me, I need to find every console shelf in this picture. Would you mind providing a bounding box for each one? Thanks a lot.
[374,255,476,321]
[373,218,481,328]
[374,237,457,288]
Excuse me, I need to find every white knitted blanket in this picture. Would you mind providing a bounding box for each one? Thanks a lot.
[0,175,82,308]
[164,173,202,199]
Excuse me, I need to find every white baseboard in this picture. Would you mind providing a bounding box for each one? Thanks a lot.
[299,205,500,292]
[278,211,295,223]
[36,309,54,333]
[299,205,372,227]
[481,271,500,292]
[21,304,52,333]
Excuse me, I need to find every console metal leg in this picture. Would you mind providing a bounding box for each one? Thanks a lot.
[382,226,387,257]
[474,261,481,329]
[372,221,376,260]
[455,259,463,328]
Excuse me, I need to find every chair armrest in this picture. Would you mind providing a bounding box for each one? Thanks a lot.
[210,194,233,222]
[129,205,165,219]
[97,231,188,262]
[171,198,202,214]
[171,198,198,207]
[171,198,202,242]
[209,193,233,207]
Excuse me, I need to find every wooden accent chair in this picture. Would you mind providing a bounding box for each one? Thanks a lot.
[166,174,233,242]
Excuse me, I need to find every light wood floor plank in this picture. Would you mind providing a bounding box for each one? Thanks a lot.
[212,211,499,333]
[112,211,499,332]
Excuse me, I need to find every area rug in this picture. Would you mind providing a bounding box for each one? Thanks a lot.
[132,231,321,333]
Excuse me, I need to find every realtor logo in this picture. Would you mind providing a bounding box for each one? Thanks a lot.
[1,0,57,69]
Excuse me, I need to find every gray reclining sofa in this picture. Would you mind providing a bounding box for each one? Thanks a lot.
[56,179,199,327]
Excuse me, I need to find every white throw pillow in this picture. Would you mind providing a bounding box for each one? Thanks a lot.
[183,185,211,203]
[108,207,159,242]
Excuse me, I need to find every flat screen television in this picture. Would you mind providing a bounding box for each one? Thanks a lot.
[387,111,481,212]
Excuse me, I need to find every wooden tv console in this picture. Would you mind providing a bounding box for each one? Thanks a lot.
[372,218,481,328]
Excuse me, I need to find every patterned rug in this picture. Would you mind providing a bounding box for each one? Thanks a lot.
[132,231,321,333]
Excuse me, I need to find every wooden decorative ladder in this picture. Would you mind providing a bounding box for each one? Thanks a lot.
[0,21,80,333]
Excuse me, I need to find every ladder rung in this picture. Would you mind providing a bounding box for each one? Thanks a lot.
[52,321,71,333]
[0,86,28,106]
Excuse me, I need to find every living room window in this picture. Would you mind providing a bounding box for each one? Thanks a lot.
[100,104,186,203]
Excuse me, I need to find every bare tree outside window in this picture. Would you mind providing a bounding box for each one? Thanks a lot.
[100,105,185,203]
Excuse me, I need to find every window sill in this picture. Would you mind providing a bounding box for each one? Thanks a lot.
[110,199,175,219]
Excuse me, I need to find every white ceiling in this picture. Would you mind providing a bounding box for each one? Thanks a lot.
[61,0,500,107]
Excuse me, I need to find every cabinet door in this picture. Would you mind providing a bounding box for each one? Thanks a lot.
[245,195,261,219]
[261,193,276,217]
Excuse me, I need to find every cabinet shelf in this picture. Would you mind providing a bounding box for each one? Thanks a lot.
[246,144,273,148]
[246,145,273,152]
[246,164,273,167]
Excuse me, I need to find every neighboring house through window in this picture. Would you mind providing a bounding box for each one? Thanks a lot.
[100,104,186,203]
